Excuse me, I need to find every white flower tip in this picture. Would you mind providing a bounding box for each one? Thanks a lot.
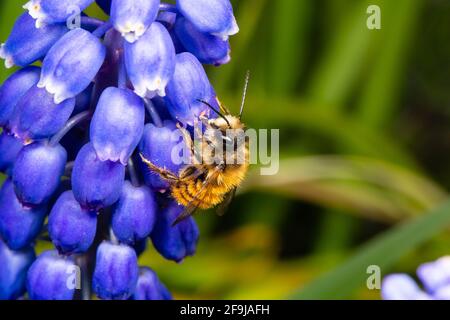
[54,95,63,104]
[229,17,240,36]
[4,58,14,69]
[214,18,240,40]
[36,80,46,89]
[216,53,231,66]
[0,44,13,68]
[134,85,147,98]
[24,1,47,29]
[119,23,147,43]
[35,19,46,29]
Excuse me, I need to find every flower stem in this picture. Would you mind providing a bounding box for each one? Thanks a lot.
[75,255,91,300]
[144,99,164,128]
[118,53,127,89]
[92,21,113,38]
[49,111,92,147]
[80,16,105,29]
[127,158,140,187]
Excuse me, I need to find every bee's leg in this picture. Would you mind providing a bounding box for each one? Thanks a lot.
[192,119,206,165]
[176,123,202,165]
[139,154,179,182]
[176,123,194,154]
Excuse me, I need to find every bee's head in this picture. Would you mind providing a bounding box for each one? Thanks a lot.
[209,115,244,131]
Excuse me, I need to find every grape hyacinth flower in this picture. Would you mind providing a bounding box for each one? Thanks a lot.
[0,239,35,300]
[133,267,172,300]
[0,0,239,300]
[26,250,77,300]
[382,256,450,300]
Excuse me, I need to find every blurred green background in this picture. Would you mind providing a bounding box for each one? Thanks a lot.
[1,0,450,300]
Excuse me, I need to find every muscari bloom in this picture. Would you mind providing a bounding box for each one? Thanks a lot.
[25,0,95,28]
[8,85,75,142]
[111,0,160,43]
[0,0,238,300]
[0,66,40,127]
[0,179,47,251]
[124,21,176,98]
[90,87,145,165]
[0,13,67,69]
[151,201,199,263]
[93,241,139,300]
[382,256,450,300]
[165,52,216,125]
[138,121,185,192]
[0,239,35,300]
[48,191,98,255]
[111,181,157,246]
[133,267,172,300]
[26,250,76,300]
[12,142,67,206]
[0,133,23,175]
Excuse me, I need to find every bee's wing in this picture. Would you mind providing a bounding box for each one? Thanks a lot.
[172,169,220,226]
[216,187,237,217]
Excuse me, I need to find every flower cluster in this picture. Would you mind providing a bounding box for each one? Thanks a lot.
[0,0,238,300]
[382,256,450,300]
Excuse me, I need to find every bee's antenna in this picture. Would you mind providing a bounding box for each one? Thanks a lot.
[197,99,231,127]
[239,70,250,120]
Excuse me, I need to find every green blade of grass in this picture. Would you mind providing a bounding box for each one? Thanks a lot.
[291,199,450,299]
[0,2,23,82]
[269,0,312,96]
[356,0,424,128]
[307,0,378,110]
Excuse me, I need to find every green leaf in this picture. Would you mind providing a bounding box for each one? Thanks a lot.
[306,0,378,110]
[243,156,446,222]
[356,0,424,128]
[0,2,23,82]
[291,199,450,299]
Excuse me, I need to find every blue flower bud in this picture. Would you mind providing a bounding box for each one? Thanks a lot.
[72,143,125,211]
[139,121,185,192]
[157,12,185,53]
[24,0,95,28]
[93,241,139,300]
[124,22,176,98]
[26,250,76,300]
[90,87,145,165]
[38,28,106,104]
[0,133,23,175]
[417,256,450,294]
[0,13,67,68]
[0,67,40,127]
[151,201,199,263]
[111,0,160,43]
[0,239,35,300]
[382,274,430,300]
[174,17,230,66]
[0,180,47,251]
[49,191,98,255]
[96,0,112,14]
[165,52,215,125]
[9,85,75,142]
[112,181,157,246]
[177,0,239,40]
[12,142,67,207]
[132,267,172,300]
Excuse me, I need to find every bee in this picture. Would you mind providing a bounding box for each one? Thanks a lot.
[140,72,251,226]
